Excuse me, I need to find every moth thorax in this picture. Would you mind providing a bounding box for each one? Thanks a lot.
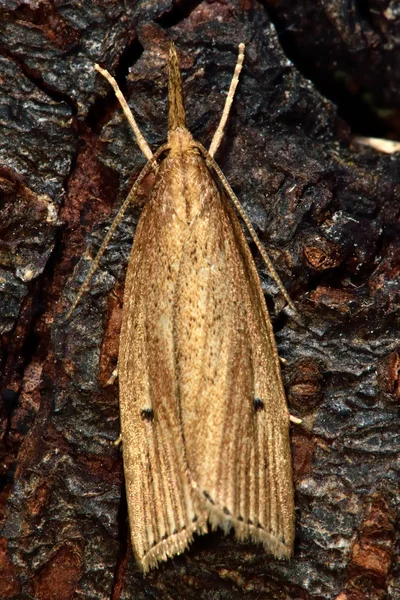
[168,127,195,154]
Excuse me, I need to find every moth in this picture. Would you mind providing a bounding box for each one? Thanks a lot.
[67,42,296,573]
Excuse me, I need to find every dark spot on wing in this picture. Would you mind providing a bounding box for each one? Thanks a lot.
[141,408,154,421]
[253,397,265,412]
[223,506,231,515]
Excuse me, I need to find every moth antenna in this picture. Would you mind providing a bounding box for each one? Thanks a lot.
[194,141,299,317]
[94,63,153,161]
[168,42,187,132]
[209,43,245,158]
[65,145,169,320]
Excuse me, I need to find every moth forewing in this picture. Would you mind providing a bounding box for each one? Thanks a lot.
[69,42,295,573]
[118,155,209,572]
[174,169,295,555]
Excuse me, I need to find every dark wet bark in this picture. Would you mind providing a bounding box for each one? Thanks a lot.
[0,2,399,599]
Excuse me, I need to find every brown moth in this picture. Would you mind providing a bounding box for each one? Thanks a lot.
[67,43,296,573]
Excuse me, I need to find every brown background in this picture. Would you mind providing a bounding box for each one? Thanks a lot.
[0,1,399,599]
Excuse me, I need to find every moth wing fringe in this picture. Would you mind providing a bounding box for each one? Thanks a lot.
[140,519,208,573]
[202,497,292,559]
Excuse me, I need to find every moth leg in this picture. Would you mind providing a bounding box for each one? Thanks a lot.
[208,43,245,158]
[106,366,119,386]
[194,142,301,319]
[290,415,302,424]
[94,64,153,161]
[114,433,123,446]
[65,145,168,320]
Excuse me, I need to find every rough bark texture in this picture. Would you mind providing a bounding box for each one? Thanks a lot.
[0,1,399,599]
